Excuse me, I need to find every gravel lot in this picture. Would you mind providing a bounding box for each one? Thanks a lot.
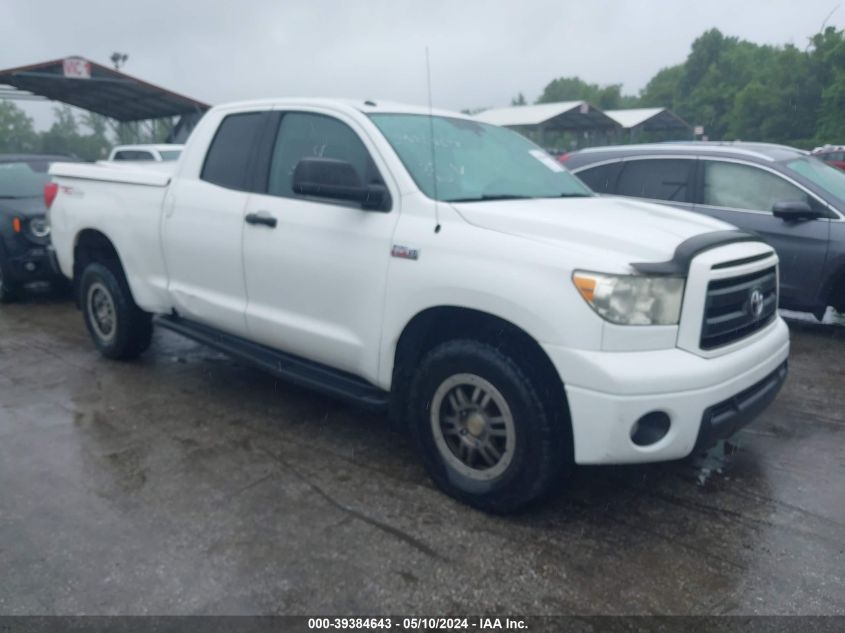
[1,292,843,615]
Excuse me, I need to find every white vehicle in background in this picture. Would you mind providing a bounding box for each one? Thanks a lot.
[107,144,183,162]
[47,99,789,512]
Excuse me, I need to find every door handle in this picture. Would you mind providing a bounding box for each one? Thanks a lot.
[245,212,277,228]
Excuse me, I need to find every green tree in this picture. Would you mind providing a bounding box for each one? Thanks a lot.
[39,105,82,156]
[639,65,683,107]
[529,25,845,146]
[0,101,39,153]
[813,28,845,142]
[80,112,113,159]
[511,92,527,106]
[536,76,630,110]
[39,106,115,161]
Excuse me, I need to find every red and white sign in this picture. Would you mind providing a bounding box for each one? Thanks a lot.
[62,58,91,79]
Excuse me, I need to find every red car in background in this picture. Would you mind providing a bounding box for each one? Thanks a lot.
[812,145,845,171]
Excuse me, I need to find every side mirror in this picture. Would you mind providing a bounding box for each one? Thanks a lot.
[292,157,388,211]
[772,200,825,221]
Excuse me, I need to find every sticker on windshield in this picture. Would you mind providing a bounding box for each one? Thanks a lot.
[529,149,565,172]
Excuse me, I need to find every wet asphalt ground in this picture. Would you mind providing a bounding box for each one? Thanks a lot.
[0,291,843,616]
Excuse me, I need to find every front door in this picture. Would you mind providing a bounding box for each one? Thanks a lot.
[241,110,399,381]
[694,159,831,310]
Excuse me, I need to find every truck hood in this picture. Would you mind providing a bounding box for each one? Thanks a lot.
[450,196,732,268]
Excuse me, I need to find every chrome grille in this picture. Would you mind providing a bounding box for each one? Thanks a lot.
[700,266,777,349]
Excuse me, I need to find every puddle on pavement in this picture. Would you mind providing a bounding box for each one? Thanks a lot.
[689,439,742,490]
[690,437,742,491]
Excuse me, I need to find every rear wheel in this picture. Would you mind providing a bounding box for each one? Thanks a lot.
[80,261,152,359]
[0,258,20,304]
[408,339,569,513]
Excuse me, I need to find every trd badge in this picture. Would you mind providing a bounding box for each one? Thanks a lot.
[391,245,419,260]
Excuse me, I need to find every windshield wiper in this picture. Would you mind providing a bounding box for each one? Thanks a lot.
[555,193,593,198]
[446,194,534,203]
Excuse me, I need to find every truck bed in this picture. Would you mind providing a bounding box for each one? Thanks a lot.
[48,161,174,313]
[50,161,174,187]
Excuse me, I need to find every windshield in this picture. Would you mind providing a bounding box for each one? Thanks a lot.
[369,113,592,202]
[158,150,182,161]
[0,161,52,198]
[785,156,845,203]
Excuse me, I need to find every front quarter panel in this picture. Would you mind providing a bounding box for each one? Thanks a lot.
[377,196,604,389]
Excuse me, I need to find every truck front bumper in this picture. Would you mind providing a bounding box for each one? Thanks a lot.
[542,317,790,464]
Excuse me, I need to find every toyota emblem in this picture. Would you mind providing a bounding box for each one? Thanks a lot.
[749,288,765,319]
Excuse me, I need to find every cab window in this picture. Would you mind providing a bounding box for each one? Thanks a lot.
[201,112,267,191]
[265,112,384,202]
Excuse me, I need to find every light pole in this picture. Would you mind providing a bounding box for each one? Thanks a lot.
[110,52,128,70]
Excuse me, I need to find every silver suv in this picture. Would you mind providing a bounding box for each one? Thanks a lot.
[564,142,845,319]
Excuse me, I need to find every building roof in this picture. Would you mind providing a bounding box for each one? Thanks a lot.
[473,102,585,126]
[0,57,210,121]
[473,101,619,130]
[603,107,690,131]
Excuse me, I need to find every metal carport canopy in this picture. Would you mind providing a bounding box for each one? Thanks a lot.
[604,107,691,132]
[473,101,619,131]
[0,57,209,121]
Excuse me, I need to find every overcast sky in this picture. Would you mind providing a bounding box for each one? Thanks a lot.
[2,0,843,130]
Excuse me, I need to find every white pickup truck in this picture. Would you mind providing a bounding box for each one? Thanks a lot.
[47,99,790,512]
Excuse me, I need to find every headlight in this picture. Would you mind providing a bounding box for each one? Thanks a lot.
[28,218,51,239]
[572,271,685,325]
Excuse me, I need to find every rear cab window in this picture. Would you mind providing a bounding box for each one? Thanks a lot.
[201,112,267,190]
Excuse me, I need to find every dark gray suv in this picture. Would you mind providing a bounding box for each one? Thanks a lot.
[564,142,845,319]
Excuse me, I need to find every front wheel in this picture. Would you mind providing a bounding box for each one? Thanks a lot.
[408,340,569,513]
[80,262,153,360]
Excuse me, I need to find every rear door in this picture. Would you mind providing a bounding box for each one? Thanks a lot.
[693,159,831,308]
[240,109,399,381]
[162,110,269,335]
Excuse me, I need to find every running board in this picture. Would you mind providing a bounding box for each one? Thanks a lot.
[155,315,389,410]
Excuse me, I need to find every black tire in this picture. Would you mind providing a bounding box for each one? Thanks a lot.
[79,261,153,360]
[0,257,20,304]
[408,339,570,513]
